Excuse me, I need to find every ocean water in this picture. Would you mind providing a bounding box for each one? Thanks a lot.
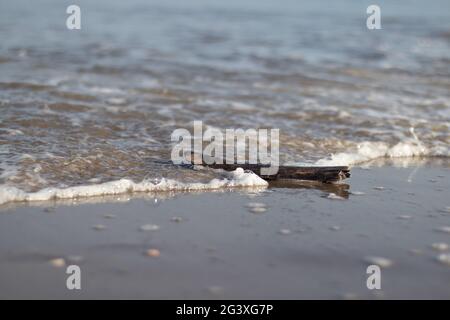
[0,0,449,203]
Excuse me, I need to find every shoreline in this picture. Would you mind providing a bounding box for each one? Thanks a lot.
[0,156,447,208]
[0,159,449,299]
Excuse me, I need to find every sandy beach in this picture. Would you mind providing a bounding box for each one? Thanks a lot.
[1,159,449,299]
[1,0,449,301]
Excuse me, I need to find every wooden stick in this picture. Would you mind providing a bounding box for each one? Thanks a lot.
[186,154,350,183]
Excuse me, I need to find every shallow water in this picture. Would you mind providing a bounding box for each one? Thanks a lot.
[0,0,449,200]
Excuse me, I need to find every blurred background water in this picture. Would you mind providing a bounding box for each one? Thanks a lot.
[0,0,449,192]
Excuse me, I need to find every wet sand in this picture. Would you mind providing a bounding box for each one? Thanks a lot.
[0,160,449,299]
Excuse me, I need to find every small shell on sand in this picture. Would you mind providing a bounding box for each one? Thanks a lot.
[49,258,66,268]
[363,256,393,268]
[249,207,267,214]
[140,224,160,231]
[436,253,450,266]
[397,215,412,220]
[246,202,267,213]
[409,249,423,255]
[208,286,224,295]
[431,243,449,251]
[145,249,160,257]
[371,290,385,299]
[246,202,267,208]
[92,224,106,230]
[279,228,292,235]
[327,193,345,200]
[67,255,84,263]
[434,226,450,234]
[342,293,359,300]
[246,202,266,208]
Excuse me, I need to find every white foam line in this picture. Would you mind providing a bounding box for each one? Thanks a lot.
[0,168,268,205]
[314,140,449,166]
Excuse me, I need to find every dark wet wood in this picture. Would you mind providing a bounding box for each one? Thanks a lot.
[201,163,350,182]
[186,153,350,183]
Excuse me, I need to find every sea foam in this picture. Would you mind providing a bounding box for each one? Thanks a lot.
[0,168,268,205]
[314,139,449,166]
[315,127,450,166]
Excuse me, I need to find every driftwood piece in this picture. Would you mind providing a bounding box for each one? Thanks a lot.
[186,153,350,183]
[201,163,350,182]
